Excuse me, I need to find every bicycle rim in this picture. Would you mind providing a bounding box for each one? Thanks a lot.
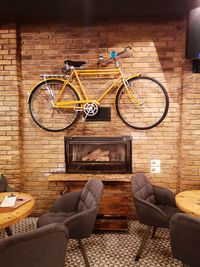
[116,76,169,130]
[29,79,80,132]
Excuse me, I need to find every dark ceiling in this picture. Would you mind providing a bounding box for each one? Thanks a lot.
[0,0,200,22]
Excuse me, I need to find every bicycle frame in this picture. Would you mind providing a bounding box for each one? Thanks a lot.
[50,67,142,109]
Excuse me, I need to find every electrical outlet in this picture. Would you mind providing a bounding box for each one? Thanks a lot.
[151,159,161,167]
[151,166,161,173]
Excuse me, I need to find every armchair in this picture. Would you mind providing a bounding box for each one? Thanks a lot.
[37,179,104,267]
[131,173,180,261]
[0,223,68,267]
[0,174,14,192]
[0,174,15,236]
[170,213,200,267]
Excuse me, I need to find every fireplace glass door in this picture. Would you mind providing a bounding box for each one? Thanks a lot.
[64,136,132,173]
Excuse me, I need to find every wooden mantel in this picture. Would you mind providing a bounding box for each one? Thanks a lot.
[47,173,132,182]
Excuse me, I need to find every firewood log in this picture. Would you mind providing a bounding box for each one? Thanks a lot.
[82,149,110,161]
[95,156,110,161]
[82,149,102,161]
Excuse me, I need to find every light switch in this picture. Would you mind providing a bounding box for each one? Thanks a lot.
[151,159,161,167]
[151,166,161,173]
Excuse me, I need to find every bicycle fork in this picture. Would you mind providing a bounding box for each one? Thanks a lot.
[125,83,143,106]
[118,64,143,106]
[43,77,55,107]
[46,86,55,106]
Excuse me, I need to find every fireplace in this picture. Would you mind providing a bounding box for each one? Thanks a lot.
[64,136,132,173]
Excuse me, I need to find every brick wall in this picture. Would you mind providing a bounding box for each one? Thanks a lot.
[0,23,22,190]
[1,17,200,217]
[181,61,200,189]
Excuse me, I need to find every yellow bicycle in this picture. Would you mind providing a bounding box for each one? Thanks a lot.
[28,46,169,132]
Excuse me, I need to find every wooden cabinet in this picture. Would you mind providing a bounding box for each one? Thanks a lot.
[48,174,131,231]
[95,181,129,231]
[63,180,129,231]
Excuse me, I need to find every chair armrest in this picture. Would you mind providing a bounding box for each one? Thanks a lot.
[134,196,169,227]
[51,191,81,213]
[153,185,176,207]
[63,207,98,239]
[2,223,68,246]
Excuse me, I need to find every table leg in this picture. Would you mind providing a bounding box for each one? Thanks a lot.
[5,227,13,236]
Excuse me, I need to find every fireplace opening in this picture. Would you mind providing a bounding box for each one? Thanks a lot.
[64,136,132,173]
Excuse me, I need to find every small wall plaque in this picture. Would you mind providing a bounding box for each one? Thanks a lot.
[85,107,111,121]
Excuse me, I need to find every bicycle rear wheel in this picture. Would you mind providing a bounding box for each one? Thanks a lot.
[29,79,80,132]
[116,76,169,130]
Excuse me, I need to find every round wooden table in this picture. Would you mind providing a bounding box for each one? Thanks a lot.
[175,190,200,217]
[0,192,35,232]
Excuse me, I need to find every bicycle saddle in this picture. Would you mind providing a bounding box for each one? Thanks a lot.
[64,60,86,67]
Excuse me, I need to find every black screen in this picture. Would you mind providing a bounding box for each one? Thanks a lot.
[186,7,200,59]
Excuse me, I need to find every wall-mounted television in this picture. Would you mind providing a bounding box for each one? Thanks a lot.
[186,7,200,60]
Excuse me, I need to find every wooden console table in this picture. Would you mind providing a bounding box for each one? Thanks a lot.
[48,173,131,231]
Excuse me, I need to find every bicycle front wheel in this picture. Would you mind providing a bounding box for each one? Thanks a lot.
[29,79,80,132]
[116,76,169,130]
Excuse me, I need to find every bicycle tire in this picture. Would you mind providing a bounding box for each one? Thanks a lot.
[116,76,169,130]
[29,79,80,132]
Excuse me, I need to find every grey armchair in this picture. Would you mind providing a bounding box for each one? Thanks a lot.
[0,174,14,192]
[0,174,15,236]
[170,213,200,267]
[37,179,104,267]
[0,223,68,267]
[131,173,180,261]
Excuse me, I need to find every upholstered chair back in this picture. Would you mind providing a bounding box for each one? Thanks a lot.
[170,213,200,267]
[132,173,156,204]
[77,179,103,212]
[0,223,68,267]
[0,175,8,192]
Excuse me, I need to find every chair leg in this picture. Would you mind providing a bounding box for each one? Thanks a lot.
[135,225,152,262]
[151,226,157,238]
[5,227,13,236]
[78,239,90,267]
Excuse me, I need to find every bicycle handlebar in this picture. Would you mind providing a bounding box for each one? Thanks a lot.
[98,46,132,66]
[117,46,132,56]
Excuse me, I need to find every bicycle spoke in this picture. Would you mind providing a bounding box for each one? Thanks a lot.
[29,79,80,132]
[116,76,169,130]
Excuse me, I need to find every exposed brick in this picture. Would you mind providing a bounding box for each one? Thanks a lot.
[0,18,199,217]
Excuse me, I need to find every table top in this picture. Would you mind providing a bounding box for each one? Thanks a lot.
[175,190,200,217]
[0,192,35,229]
[47,173,131,182]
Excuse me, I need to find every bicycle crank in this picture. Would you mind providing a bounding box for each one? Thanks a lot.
[83,103,99,118]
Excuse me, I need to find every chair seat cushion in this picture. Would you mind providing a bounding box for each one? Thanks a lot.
[157,205,180,221]
[37,212,76,228]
